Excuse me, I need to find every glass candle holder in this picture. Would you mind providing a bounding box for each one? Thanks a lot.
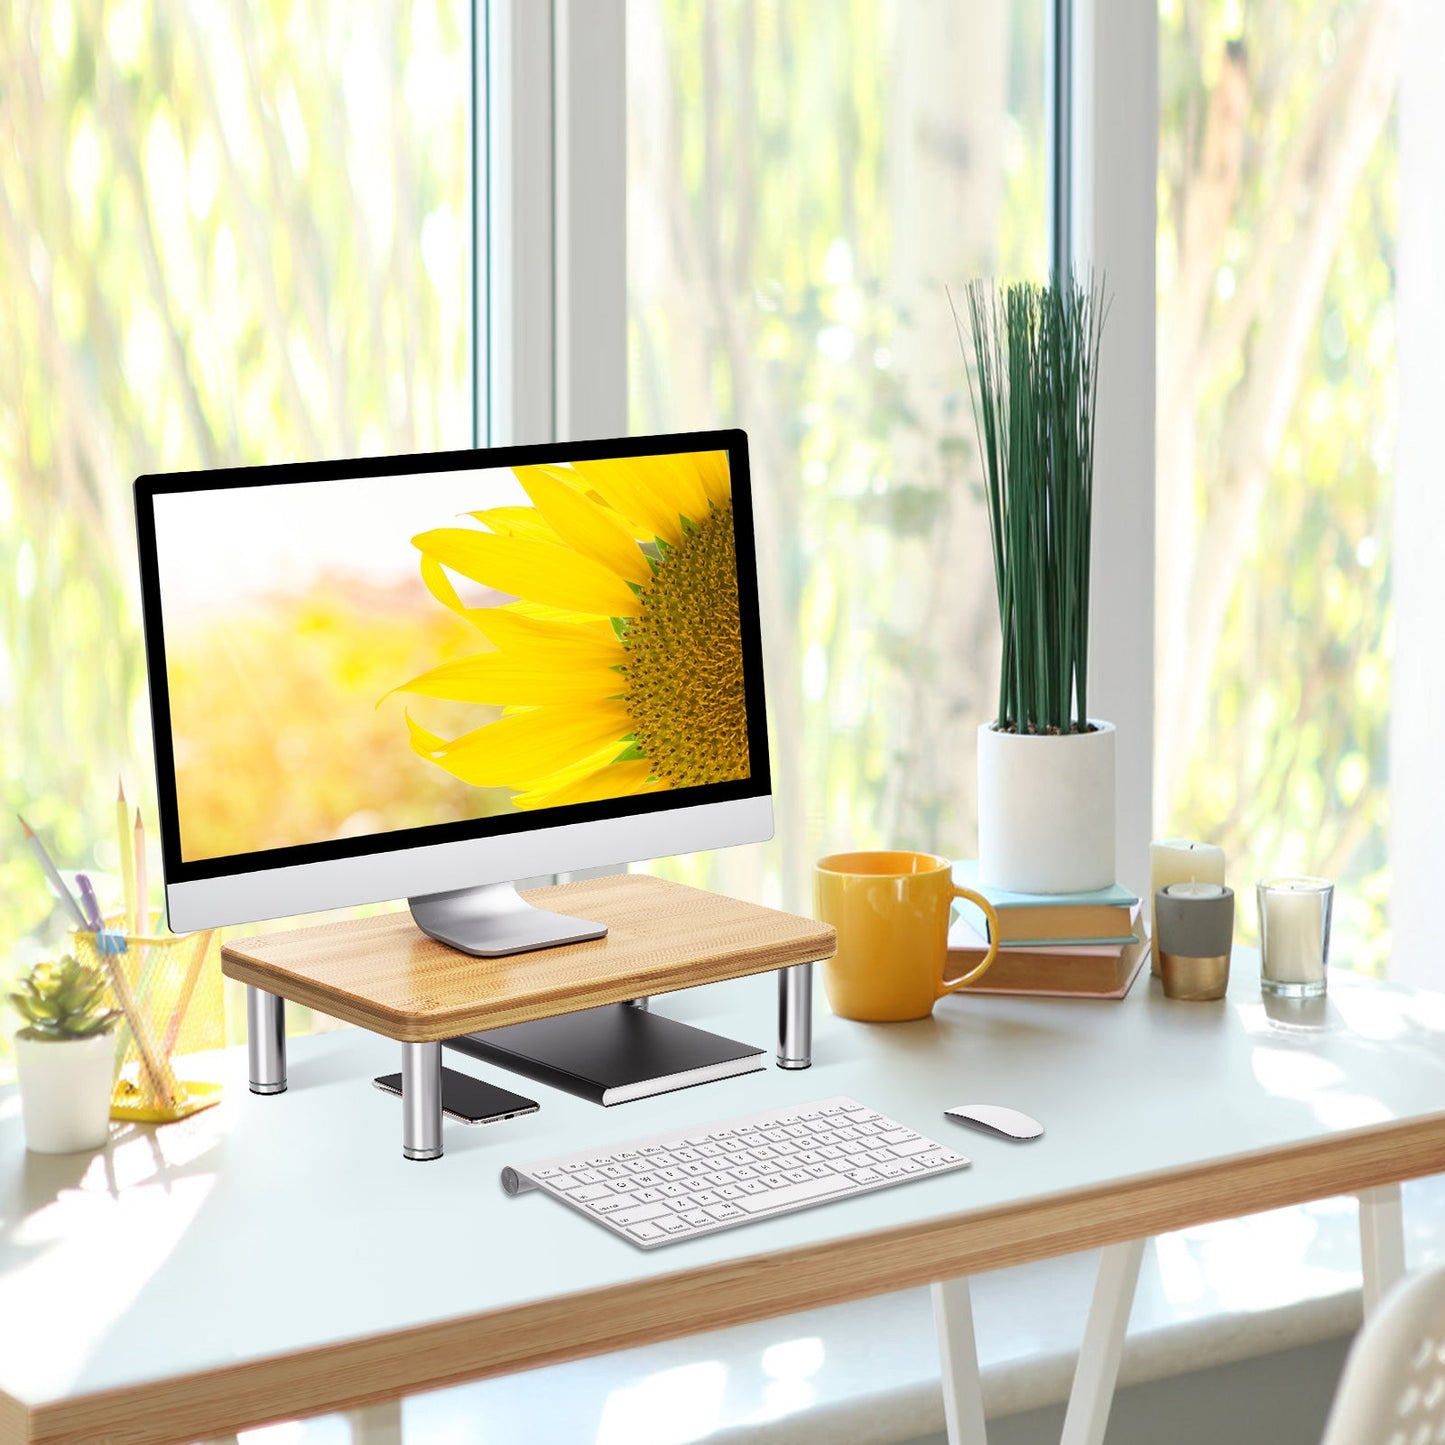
[1257,877,1333,1000]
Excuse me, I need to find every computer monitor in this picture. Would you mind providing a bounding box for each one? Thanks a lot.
[134,429,772,955]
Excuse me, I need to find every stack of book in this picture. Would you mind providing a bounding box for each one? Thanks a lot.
[948,861,1149,999]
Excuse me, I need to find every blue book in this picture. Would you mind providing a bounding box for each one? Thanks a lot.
[952,861,1140,946]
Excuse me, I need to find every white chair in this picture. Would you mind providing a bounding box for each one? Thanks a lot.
[1320,1263,1445,1445]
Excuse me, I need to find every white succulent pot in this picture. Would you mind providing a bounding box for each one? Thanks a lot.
[13,1029,117,1154]
[977,719,1116,895]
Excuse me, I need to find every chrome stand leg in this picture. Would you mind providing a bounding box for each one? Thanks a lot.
[1359,1183,1406,1316]
[1059,1237,1146,1445]
[347,1401,403,1443]
[402,1042,443,1161]
[627,996,651,1010]
[776,961,813,1069]
[932,1276,988,1444]
[246,986,286,1095]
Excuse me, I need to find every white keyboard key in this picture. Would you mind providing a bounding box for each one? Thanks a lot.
[628,1221,665,1241]
[736,1175,852,1213]
[612,1202,670,1226]
[571,1184,610,1203]
[655,1214,691,1234]
[891,1138,935,1158]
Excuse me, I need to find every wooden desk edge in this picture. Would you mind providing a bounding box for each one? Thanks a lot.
[14,1112,1445,1445]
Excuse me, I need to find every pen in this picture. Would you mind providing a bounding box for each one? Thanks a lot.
[75,872,105,932]
[18,816,90,931]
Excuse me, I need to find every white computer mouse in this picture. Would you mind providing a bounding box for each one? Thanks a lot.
[944,1103,1044,1141]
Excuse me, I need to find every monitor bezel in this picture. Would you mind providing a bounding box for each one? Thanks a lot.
[134,429,772,925]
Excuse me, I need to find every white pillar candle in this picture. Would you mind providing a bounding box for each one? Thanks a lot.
[1149,839,1227,973]
[1258,878,1332,986]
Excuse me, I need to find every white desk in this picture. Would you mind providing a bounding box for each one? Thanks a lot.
[2,960,1442,1445]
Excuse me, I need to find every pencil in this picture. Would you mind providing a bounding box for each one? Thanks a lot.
[17,816,89,931]
[133,808,148,937]
[117,779,137,939]
[162,929,215,1057]
[98,942,174,1111]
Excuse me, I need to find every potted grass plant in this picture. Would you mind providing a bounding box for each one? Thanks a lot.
[9,955,121,1153]
[955,272,1113,894]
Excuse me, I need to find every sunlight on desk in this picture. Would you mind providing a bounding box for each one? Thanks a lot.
[5,1169,213,1397]
[1249,1046,1395,1130]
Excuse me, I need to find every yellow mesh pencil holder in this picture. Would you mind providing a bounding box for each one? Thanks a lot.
[72,917,225,1122]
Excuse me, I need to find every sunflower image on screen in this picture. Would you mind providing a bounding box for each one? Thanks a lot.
[393,451,750,809]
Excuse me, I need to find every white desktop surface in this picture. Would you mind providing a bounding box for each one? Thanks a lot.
[3,959,1445,1439]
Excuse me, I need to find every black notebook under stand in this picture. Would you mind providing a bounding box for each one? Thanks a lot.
[445,1003,766,1106]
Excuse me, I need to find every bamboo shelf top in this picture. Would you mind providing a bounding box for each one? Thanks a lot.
[220,874,836,1042]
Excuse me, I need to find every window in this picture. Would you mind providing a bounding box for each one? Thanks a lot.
[1155,0,1400,970]
[627,0,1048,911]
[1,0,472,1060]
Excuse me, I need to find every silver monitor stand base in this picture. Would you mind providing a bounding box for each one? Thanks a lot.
[408,881,608,957]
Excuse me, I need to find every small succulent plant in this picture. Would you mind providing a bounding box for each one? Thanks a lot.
[8,955,121,1040]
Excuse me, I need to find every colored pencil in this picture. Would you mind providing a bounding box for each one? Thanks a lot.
[117,779,137,938]
[17,816,89,930]
[133,808,148,936]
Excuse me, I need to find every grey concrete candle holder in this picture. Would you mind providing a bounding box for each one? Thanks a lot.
[1155,883,1235,1001]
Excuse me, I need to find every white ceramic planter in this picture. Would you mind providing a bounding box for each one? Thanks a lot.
[13,1030,117,1154]
[977,719,1116,895]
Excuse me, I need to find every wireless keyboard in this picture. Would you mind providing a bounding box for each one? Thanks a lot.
[500,1096,970,1248]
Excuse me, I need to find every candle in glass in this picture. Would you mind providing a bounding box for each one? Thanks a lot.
[1257,877,1332,999]
[1149,839,1226,975]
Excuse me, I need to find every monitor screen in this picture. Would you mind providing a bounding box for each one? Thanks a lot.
[135,430,772,932]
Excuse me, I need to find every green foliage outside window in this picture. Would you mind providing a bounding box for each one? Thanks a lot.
[1157,0,1396,967]
[0,0,470,1071]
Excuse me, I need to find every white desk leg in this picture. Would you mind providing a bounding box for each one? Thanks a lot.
[401,1042,443,1161]
[347,1401,404,1444]
[246,985,286,1094]
[1359,1182,1405,1316]
[932,1277,988,1445]
[1059,1237,1146,1445]
[777,961,813,1069]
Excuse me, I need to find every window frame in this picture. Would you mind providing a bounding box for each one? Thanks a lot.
[483,0,627,448]
[509,0,1159,894]
[1071,0,1159,895]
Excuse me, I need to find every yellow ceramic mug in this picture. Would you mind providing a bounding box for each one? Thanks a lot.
[815,851,1001,1022]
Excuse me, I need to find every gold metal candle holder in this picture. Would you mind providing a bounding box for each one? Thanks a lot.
[1155,883,1235,1001]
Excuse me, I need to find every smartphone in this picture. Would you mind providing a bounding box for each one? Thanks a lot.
[373,1067,540,1126]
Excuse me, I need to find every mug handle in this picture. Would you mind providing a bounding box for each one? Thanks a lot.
[936,886,1001,997]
